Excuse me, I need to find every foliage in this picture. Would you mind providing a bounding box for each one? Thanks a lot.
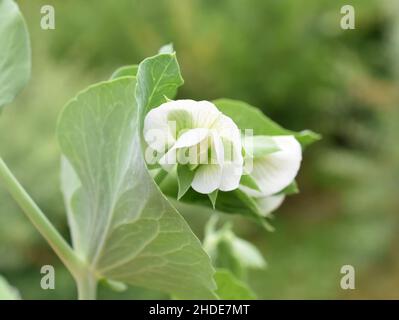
[0,0,398,299]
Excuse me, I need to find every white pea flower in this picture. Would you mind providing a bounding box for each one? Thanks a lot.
[144,99,244,194]
[240,135,302,215]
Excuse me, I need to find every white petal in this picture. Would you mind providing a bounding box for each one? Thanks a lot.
[190,100,221,128]
[144,100,221,152]
[174,128,209,148]
[191,164,222,194]
[215,114,243,165]
[219,162,243,192]
[256,194,285,216]
[160,129,211,168]
[214,114,242,150]
[143,103,175,152]
[249,136,302,196]
[209,132,224,165]
[144,99,246,194]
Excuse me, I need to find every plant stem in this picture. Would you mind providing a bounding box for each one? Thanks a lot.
[0,157,83,277]
[76,271,97,300]
[154,168,169,185]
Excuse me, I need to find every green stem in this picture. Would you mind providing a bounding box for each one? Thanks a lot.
[0,157,83,278]
[76,271,97,300]
[154,168,169,185]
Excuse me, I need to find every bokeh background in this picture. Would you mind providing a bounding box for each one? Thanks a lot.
[0,0,398,299]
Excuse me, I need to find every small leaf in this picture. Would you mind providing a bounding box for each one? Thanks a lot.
[136,53,184,115]
[0,275,20,300]
[295,130,322,148]
[240,174,261,192]
[214,99,320,148]
[158,43,174,54]
[110,65,138,80]
[233,190,274,232]
[0,0,31,110]
[177,165,194,199]
[278,180,299,195]
[208,190,218,209]
[214,269,257,300]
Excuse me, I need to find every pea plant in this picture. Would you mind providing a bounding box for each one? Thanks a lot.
[0,0,318,299]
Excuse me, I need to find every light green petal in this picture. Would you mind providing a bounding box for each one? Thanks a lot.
[232,237,267,269]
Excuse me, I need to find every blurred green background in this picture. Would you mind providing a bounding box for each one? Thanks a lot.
[0,0,398,299]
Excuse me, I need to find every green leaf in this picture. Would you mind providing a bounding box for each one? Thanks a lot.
[158,43,174,54]
[110,65,138,80]
[278,180,299,195]
[58,77,216,299]
[136,53,184,115]
[177,165,194,200]
[214,99,320,148]
[239,174,261,192]
[214,269,256,300]
[0,0,31,110]
[0,275,20,300]
[233,189,274,231]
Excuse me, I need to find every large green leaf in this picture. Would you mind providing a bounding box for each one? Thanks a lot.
[214,99,320,148]
[0,0,31,109]
[0,275,20,300]
[58,76,216,299]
